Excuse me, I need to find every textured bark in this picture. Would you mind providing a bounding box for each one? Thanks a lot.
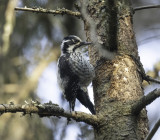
[85,0,149,139]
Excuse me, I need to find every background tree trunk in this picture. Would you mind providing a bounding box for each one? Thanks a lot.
[86,0,149,139]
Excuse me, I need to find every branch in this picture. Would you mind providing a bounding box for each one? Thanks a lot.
[134,5,160,11]
[129,55,160,85]
[0,102,99,126]
[143,75,160,85]
[132,88,160,115]
[15,7,81,18]
[15,5,160,17]
[145,119,160,140]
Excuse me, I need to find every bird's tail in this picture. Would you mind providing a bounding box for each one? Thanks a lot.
[76,88,96,115]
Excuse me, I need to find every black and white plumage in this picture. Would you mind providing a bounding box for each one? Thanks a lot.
[57,35,95,114]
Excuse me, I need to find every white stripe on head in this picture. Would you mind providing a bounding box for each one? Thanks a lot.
[72,35,81,41]
[61,39,70,50]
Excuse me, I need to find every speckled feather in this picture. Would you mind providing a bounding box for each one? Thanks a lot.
[57,35,95,114]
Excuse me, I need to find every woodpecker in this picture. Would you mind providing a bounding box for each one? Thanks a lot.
[57,35,95,114]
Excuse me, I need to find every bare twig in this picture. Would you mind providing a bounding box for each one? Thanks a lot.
[134,5,160,12]
[15,7,81,18]
[0,102,99,126]
[130,55,160,85]
[132,88,160,115]
[145,119,160,140]
[143,75,160,85]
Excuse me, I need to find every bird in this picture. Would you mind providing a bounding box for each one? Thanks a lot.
[57,35,96,114]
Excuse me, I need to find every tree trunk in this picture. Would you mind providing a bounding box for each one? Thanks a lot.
[85,0,149,139]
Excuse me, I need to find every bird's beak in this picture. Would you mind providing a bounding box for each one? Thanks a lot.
[80,41,92,46]
[73,41,92,51]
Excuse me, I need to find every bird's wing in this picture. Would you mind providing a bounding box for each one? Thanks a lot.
[58,55,72,78]
[57,55,79,111]
[57,55,79,90]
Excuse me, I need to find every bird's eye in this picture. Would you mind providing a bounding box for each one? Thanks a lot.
[72,39,79,43]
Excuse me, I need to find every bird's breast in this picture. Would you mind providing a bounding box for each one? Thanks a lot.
[70,52,95,86]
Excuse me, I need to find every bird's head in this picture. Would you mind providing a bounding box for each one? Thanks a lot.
[60,35,92,54]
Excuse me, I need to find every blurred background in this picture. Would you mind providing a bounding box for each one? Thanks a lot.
[0,0,160,140]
